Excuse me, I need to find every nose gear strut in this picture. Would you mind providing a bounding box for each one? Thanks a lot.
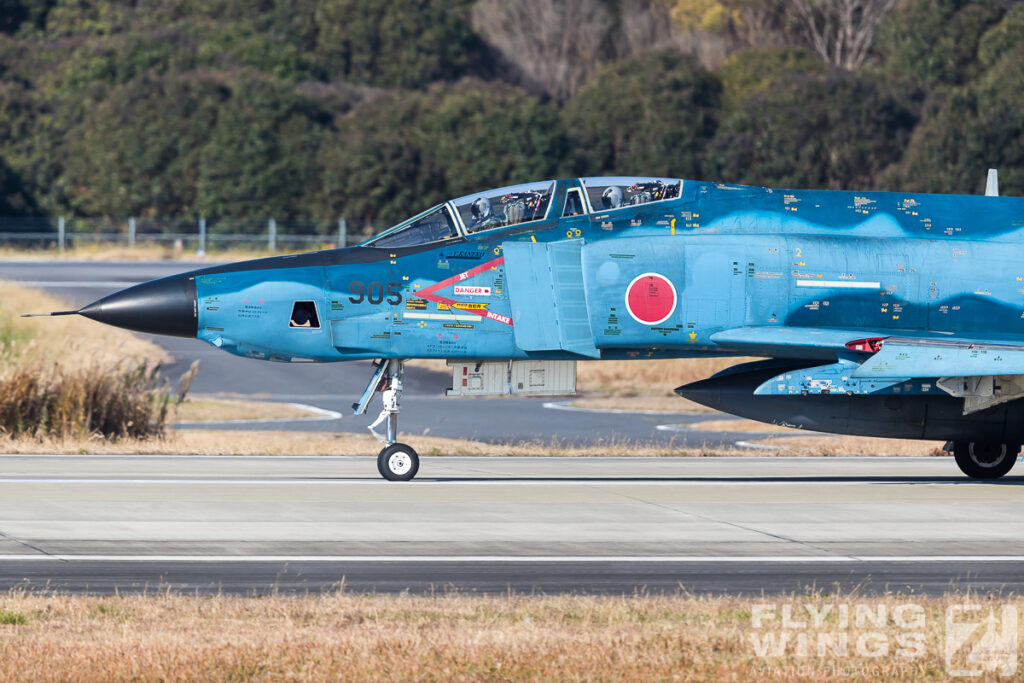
[355,359,420,481]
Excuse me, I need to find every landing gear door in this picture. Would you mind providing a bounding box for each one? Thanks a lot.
[352,359,390,415]
[502,239,599,358]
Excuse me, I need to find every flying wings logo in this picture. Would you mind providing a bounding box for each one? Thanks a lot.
[945,604,1018,677]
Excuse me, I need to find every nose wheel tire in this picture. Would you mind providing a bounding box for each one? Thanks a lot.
[377,443,420,481]
[953,441,1019,479]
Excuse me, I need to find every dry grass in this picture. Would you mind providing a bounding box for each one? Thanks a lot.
[0,428,946,458]
[0,280,167,369]
[750,435,947,457]
[0,362,171,439]
[0,429,709,457]
[0,243,332,262]
[172,396,321,423]
[0,243,185,261]
[0,591,1017,681]
[575,357,754,396]
[0,282,181,439]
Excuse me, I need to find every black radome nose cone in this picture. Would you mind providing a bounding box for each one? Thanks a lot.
[675,377,722,412]
[79,273,198,338]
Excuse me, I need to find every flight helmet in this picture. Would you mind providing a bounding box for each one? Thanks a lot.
[471,197,492,221]
[601,186,624,209]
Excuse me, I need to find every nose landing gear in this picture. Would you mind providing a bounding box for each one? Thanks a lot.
[355,359,420,481]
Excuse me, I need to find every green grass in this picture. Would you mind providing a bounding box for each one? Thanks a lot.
[96,603,132,622]
[0,321,31,366]
[0,610,28,626]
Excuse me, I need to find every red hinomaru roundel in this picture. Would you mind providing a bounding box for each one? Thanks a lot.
[625,272,677,325]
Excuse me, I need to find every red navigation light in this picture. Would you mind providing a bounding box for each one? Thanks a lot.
[845,337,886,353]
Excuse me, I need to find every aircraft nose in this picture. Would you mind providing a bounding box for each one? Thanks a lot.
[78,272,198,338]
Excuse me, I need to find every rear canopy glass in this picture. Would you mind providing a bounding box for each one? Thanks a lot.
[582,177,681,211]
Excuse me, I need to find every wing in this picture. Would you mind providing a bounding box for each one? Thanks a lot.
[853,337,1024,378]
[709,326,1024,413]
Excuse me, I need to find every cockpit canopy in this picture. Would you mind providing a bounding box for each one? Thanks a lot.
[365,177,681,248]
[454,180,554,234]
[581,177,681,211]
[366,180,555,248]
[366,204,459,248]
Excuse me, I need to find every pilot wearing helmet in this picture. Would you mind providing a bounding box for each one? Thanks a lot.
[601,186,624,209]
[469,196,501,232]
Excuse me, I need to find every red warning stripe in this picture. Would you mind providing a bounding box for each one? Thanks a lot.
[418,256,513,326]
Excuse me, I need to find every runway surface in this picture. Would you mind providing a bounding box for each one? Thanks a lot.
[5,260,1021,596]
[2,454,1023,595]
[1,260,744,448]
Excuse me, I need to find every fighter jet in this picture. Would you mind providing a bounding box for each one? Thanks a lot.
[31,173,1024,480]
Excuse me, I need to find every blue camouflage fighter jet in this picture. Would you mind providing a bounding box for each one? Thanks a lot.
[35,173,1024,480]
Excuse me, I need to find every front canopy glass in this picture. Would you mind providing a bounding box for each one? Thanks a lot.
[366,180,557,248]
[367,205,459,248]
[453,181,555,234]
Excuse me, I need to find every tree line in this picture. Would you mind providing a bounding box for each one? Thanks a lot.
[0,0,1022,229]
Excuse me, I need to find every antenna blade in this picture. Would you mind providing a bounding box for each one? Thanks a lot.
[986,168,999,197]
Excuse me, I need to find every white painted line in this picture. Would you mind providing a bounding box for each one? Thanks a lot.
[735,440,783,450]
[15,281,140,288]
[543,401,685,416]
[0,454,940,462]
[176,403,341,425]
[287,403,341,420]
[796,279,881,289]
[656,424,783,435]
[0,453,376,460]
[0,555,1022,563]
[0,478,974,486]
[243,394,350,401]
[402,311,479,322]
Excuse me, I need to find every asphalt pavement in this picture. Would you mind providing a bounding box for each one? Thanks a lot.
[1,454,1023,595]
[4,259,1022,597]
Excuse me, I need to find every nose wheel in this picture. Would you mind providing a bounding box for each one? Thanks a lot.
[377,443,420,481]
[355,359,420,481]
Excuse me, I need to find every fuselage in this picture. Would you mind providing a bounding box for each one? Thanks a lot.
[168,178,1024,364]
[68,176,1024,478]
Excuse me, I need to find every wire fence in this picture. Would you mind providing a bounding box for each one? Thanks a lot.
[0,216,394,254]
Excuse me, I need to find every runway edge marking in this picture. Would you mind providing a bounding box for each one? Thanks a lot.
[0,478,987,486]
[3,555,1024,563]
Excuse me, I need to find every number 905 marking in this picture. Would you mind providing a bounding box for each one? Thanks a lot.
[349,281,403,305]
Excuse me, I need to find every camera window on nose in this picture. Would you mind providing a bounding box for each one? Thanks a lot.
[289,301,320,329]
